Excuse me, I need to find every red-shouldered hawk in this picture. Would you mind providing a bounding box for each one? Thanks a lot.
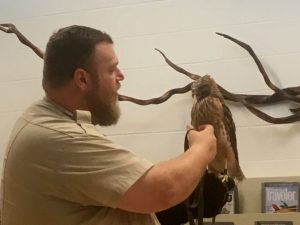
[191,75,245,181]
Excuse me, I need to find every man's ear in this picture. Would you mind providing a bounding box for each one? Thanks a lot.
[73,68,92,91]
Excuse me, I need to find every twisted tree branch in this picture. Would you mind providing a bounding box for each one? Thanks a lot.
[0,23,44,59]
[154,48,200,81]
[153,47,300,123]
[1,23,300,123]
[118,83,193,105]
[216,32,300,103]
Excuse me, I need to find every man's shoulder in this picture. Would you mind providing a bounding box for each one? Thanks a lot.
[19,99,101,138]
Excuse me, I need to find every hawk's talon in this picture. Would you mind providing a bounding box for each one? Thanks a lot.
[217,173,229,183]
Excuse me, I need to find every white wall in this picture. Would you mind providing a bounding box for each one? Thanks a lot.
[1,0,300,178]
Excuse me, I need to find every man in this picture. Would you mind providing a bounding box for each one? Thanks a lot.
[1,25,216,225]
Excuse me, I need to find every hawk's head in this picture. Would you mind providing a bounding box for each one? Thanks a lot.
[191,75,221,101]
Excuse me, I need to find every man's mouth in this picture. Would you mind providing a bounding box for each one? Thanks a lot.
[117,83,121,90]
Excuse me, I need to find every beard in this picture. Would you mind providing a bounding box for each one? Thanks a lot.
[86,85,120,126]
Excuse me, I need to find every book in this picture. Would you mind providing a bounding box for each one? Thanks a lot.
[255,221,293,225]
[221,187,238,214]
[261,182,299,213]
[204,222,234,225]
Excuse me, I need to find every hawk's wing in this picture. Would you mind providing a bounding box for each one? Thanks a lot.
[222,103,239,162]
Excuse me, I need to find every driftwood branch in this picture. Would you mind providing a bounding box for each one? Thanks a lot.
[0,23,44,59]
[118,83,193,105]
[154,48,200,81]
[216,32,300,103]
[154,47,300,124]
[1,23,300,123]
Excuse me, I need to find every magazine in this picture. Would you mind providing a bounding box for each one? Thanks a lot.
[261,182,299,213]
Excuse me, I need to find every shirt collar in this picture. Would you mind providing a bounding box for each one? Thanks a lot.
[43,95,93,124]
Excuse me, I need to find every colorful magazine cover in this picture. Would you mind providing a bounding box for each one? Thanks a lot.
[261,182,299,213]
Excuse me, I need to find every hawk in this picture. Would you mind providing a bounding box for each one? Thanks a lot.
[191,75,245,181]
[156,75,244,225]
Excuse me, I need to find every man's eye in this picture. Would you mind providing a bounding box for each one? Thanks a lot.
[108,68,115,73]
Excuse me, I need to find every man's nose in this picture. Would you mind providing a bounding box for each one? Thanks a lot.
[117,69,125,81]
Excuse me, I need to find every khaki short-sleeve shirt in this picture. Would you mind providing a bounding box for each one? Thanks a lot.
[2,97,160,225]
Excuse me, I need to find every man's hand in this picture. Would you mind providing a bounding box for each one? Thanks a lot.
[186,124,217,164]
